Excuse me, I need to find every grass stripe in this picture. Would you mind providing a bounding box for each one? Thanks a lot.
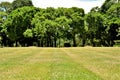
[0,47,119,80]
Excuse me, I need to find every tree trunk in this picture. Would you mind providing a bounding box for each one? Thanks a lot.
[54,37,57,47]
[73,34,77,47]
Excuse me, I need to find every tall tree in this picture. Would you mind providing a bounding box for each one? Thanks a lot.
[2,6,39,46]
[70,13,84,46]
[105,3,120,46]
[12,0,33,10]
[32,8,58,47]
[69,7,85,47]
[101,0,120,13]
[55,16,72,46]
[0,2,12,47]
[86,12,106,46]
[32,10,46,47]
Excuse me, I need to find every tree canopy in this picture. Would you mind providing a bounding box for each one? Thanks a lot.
[12,0,33,10]
[0,0,120,47]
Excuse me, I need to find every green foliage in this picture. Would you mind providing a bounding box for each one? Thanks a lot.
[3,6,39,41]
[101,0,116,13]
[86,12,106,46]
[12,0,33,10]
[31,7,85,47]
[107,3,120,18]
[105,3,120,46]
[0,2,11,32]
[0,0,120,47]
[106,3,120,25]
[0,2,12,13]
[23,29,33,38]
[55,16,71,39]
[0,12,7,24]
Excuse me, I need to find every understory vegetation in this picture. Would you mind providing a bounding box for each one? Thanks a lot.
[0,0,120,47]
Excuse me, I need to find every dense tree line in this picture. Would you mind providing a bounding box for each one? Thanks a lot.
[0,0,120,47]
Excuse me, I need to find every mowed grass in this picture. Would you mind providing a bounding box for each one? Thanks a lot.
[0,47,120,80]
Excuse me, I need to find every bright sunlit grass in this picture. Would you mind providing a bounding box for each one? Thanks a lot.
[0,47,120,80]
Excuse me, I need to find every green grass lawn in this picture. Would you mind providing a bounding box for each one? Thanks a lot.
[0,47,120,80]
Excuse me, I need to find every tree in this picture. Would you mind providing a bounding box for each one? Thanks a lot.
[107,3,120,18]
[12,0,33,10]
[105,3,120,46]
[0,2,12,47]
[32,8,56,47]
[86,12,106,46]
[55,16,72,47]
[2,6,39,46]
[69,7,85,47]
[70,13,85,46]
[43,20,59,47]
[90,6,100,12]
[101,0,120,13]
